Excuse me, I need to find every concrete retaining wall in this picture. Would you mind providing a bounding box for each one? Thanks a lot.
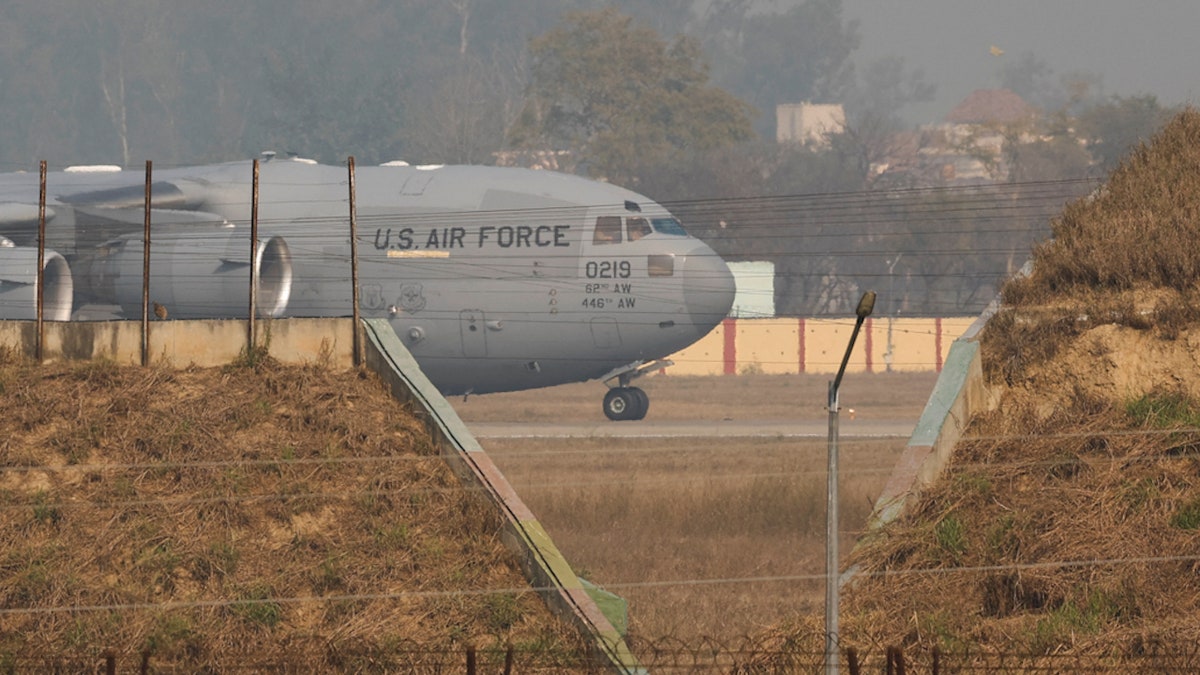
[361,319,641,674]
[864,308,999,532]
[0,318,356,369]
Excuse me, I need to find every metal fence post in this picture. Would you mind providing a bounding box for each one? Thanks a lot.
[36,161,46,362]
[347,156,362,366]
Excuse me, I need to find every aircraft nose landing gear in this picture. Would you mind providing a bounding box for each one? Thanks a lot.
[603,386,649,421]
[599,359,667,421]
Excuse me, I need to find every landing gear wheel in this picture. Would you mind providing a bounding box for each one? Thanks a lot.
[629,387,649,421]
[603,387,646,421]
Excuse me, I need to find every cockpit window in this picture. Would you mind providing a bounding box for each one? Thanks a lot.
[627,216,653,241]
[651,217,688,236]
[594,216,622,245]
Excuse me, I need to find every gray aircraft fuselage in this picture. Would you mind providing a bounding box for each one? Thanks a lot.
[0,158,735,400]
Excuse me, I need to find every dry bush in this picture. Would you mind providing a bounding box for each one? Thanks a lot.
[979,306,1083,384]
[1152,289,1200,340]
[1011,109,1200,301]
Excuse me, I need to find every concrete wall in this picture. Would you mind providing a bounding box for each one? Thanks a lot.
[0,318,357,369]
[863,308,1000,533]
[662,316,975,376]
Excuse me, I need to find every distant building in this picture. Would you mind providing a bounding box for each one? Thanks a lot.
[874,89,1039,186]
[943,89,1037,126]
[776,103,846,147]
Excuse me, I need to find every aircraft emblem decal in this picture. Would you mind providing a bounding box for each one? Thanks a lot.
[397,283,427,313]
[361,284,384,310]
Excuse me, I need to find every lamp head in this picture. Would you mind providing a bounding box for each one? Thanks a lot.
[856,291,877,319]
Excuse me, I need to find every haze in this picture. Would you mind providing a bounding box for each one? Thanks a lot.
[843,0,1200,121]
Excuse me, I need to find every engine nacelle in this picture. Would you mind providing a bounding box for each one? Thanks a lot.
[107,224,293,319]
[0,241,74,320]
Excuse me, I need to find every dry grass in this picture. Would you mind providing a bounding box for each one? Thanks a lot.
[1005,109,1200,304]
[461,371,936,643]
[0,356,581,670]
[486,435,904,641]
[454,371,938,423]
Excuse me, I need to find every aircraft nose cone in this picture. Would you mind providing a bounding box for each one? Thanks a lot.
[680,244,735,336]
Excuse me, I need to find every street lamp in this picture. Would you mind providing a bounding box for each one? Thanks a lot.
[825,290,876,675]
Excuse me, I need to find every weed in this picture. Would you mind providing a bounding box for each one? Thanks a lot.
[372,524,411,551]
[62,619,91,650]
[69,358,120,384]
[739,362,765,375]
[1027,592,1113,654]
[144,614,195,653]
[913,609,970,653]
[31,491,61,526]
[984,514,1019,560]
[485,593,523,632]
[1119,477,1161,513]
[934,514,967,561]
[953,472,993,498]
[230,325,273,369]
[230,585,284,627]
[279,480,319,515]
[11,561,53,604]
[1170,496,1200,530]
[312,556,346,594]
[193,541,239,582]
[135,539,181,592]
[1125,390,1200,428]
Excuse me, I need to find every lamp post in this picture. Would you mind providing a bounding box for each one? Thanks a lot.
[825,290,876,675]
[883,255,902,372]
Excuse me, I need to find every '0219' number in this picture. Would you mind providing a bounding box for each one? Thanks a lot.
[585,260,631,279]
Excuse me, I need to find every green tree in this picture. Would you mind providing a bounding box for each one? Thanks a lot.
[509,8,755,186]
[706,0,860,138]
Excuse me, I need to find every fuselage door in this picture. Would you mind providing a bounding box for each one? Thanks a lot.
[460,309,488,357]
[590,317,621,349]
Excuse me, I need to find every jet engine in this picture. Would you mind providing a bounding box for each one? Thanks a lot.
[0,237,74,320]
[101,222,293,319]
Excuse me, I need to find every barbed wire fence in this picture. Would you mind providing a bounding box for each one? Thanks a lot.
[9,637,1200,674]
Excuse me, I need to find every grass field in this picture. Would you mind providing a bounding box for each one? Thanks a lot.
[450,372,939,642]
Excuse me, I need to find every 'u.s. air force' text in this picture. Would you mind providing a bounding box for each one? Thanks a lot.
[374,225,571,251]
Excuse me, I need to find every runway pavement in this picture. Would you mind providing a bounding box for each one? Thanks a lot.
[466,417,916,439]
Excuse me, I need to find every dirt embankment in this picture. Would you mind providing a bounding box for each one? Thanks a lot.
[755,110,1200,667]
[0,353,577,670]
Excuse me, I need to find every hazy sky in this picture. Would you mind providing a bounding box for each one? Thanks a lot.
[841,0,1200,122]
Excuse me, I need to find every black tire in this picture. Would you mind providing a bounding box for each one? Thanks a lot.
[603,387,639,421]
[629,386,649,420]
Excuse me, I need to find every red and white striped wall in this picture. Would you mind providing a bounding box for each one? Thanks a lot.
[661,317,976,376]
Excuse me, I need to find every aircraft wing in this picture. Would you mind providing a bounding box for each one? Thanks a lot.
[57,181,194,211]
[0,201,53,229]
[0,166,292,321]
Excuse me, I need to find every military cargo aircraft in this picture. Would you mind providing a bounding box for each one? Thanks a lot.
[0,155,735,420]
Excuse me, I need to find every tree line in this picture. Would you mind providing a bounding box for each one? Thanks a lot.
[0,0,1178,316]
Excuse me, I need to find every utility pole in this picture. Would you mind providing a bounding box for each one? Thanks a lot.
[825,290,876,675]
